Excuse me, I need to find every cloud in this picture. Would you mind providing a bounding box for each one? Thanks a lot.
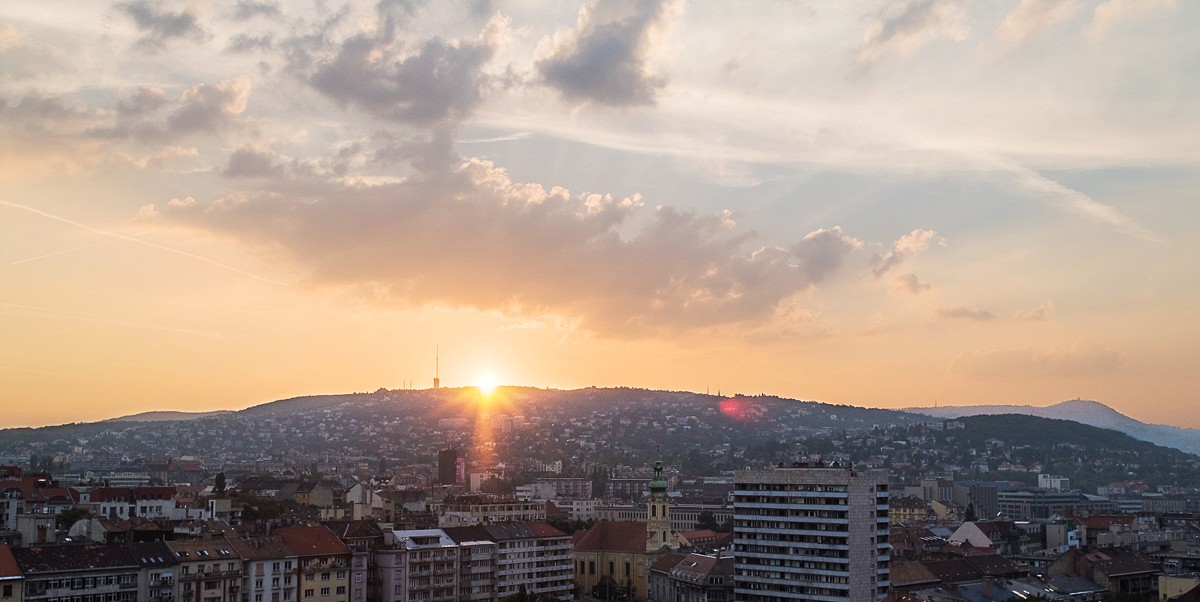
[893,272,931,295]
[935,306,996,321]
[1015,168,1159,241]
[167,76,252,134]
[1086,0,1177,42]
[117,0,211,52]
[996,0,1082,44]
[535,0,679,106]
[306,14,501,125]
[226,33,274,53]
[149,146,864,336]
[858,0,967,66]
[232,0,281,21]
[951,343,1123,379]
[869,229,943,279]
[1015,299,1055,321]
[222,145,283,178]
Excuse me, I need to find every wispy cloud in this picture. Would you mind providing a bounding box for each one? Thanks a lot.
[858,0,967,66]
[936,306,996,321]
[1086,0,1177,42]
[1,200,288,286]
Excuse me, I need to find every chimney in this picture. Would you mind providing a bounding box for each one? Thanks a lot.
[982,577,994,598]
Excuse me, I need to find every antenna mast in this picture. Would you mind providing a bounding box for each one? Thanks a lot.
[433,345,440,389]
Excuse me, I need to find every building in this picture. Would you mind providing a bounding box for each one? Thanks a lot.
[733,465,890,602]
[13,541,176,602]
[574,457,687,599]
[1048,547,1159,597]
[888,496,932,525]
[275,525,353,602]
[1039,474,1071,492]
[597,504,734,533]
[0,543,20,602]
[648,552,734,602]
[997,490,1115,520]
[436,497,545,527]
[533,478,593,500]
[379,529,460,602]
[74,486,179,520]
[443,523,574,600]
[167,532,245,602]
[438,450,465,487]
[227,534,298,602]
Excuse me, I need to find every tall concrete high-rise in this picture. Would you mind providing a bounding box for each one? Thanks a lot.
[733,465,890,602]
[438,448,465,486]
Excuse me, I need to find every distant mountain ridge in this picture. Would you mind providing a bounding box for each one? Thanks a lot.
[105,410,232,423]
[908,399,1200,456]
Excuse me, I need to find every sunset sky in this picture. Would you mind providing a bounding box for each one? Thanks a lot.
[2,0,1197,429]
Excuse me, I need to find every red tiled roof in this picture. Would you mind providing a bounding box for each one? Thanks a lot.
[650,553,687,574]
[544,500,567,518]
[528,522,568,538]
[0,543,20,579]
[1168,584,1200,602]
[573,520,648,553]
[889,560,939,588]
[275,525,351,557]
[0,478,73,503]
[1075,515,1135,530]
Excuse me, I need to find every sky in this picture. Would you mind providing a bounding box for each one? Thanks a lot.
[1,0,1198,429]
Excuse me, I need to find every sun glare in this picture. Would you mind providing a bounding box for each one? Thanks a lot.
[477,374,497,397]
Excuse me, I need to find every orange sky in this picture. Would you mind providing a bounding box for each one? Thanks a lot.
[1,1,1198,429]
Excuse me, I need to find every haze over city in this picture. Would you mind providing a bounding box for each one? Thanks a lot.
[1,0,1197,429]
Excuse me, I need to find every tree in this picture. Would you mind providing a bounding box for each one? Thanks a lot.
[695,511,719,531]
[480,477,512,494]
[213,472,227,497]
[56,506,91,530]
[965,501,977,522]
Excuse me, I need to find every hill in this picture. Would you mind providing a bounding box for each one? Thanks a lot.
[908,399,1200,456]
[106,410,232,422]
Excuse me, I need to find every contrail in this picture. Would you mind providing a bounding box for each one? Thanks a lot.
[1,200,290,286]
[11,239,114,265]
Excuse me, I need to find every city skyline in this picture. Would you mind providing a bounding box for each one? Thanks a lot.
[2,1,1198,429]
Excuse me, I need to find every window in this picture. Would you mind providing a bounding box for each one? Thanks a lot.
[321,573,330,581]
[336,571,345,580]
[320,588,329,596]
[305,575,314,582]
[335,587,345,595]
[3,585,11,597]
[304,590,314,598]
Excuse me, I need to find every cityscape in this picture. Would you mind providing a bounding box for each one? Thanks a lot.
[2,1,1198,602]
[1,386,1199,602]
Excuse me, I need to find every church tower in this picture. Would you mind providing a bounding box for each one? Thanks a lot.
[646,449,671,550]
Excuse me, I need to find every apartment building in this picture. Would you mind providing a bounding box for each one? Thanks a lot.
[733,465,890,602]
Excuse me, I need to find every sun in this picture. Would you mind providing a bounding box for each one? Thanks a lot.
[477,374,497,397]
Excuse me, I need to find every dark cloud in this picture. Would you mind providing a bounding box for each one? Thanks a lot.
[166,77,251,134]
[226,33,275,53]
[222,146,283,178]
[117,0,211,52]
[536,0,676,106]
[935,306,996,321]
[232,0,281,20]
[310,34,495,125]
[150,149,863,336]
